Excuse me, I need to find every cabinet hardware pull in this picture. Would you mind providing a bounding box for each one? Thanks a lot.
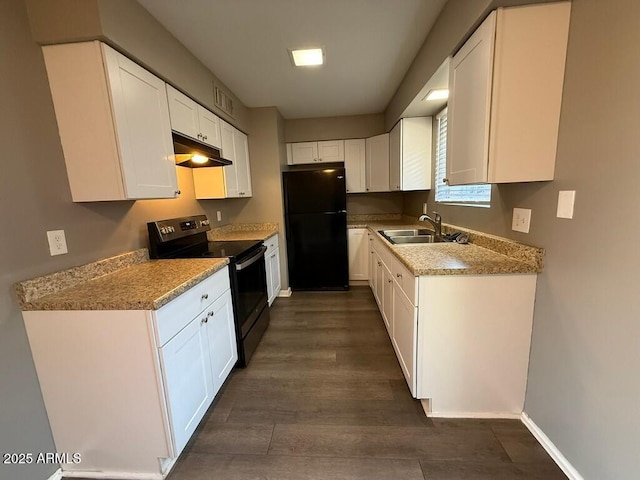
[175,190,181,195]
[208,311,214,317]
[443,178,450,185]
[271,254,276,258]
[201,293,209,300]
[377,261,381,266]
[396,273,402,278]
[201,317,208,324]
[203,135,208,140]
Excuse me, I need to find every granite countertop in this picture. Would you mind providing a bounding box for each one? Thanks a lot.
[207,222,279,241]
[16,250,229,311]
[360,220,544,276]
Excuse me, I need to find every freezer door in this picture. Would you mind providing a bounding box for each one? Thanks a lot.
[286,211,348,290]
[283,168,346,214]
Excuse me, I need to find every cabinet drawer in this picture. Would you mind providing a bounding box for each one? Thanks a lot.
[392,259,417,306]
[264,233,278,254]
[154,267,230,346]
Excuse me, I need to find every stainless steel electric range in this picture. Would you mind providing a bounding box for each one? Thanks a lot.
[147,215,270,367]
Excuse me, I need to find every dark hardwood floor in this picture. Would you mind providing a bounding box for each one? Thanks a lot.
[166,287,566,480]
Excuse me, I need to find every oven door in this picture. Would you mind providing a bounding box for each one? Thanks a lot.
[234,245,268,337]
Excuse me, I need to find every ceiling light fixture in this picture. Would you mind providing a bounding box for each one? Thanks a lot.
[423,89,449,101]
[289,48,324,67]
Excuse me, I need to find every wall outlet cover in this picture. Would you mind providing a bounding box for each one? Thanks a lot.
[512,208,532,233]
[47,230,68,256]
[216,211,222,222]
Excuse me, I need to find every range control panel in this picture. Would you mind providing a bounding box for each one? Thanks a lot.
[148,215,211,243]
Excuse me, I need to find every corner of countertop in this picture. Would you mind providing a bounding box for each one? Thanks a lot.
[15,248,149,308]
[207,222,279,241]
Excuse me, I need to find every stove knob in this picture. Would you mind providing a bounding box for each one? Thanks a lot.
[160,227,167,235]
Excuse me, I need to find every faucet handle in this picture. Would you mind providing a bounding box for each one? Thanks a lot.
[433,212,441,223]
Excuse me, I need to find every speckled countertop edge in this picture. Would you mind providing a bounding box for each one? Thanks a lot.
[15,250,229,311]
[360,220,544,276]
[207,223,279,241]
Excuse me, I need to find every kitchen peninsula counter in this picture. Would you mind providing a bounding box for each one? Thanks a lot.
[15,249,228,311]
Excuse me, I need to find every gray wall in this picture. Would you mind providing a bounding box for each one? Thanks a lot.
[403,1,640,477]
[347,193,403,215]
[284,114,385,142]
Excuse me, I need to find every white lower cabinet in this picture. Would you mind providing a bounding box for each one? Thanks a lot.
[160,313,215,454]
[22,266,236,479]
[264,233,281,306]
[367,231,537,416]
[347,228,369,282]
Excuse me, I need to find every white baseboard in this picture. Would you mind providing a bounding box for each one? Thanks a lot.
[47,468,63,480]
[61,472,162,480]
[278,288,292,298]
[419,399,521,419]
[521,412,584,480]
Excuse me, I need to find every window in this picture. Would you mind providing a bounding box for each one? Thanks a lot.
[434,109,491,206]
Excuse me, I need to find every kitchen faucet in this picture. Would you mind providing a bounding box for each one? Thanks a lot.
[418,212,442,238]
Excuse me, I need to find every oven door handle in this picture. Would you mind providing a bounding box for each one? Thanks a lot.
[236,245,267,271]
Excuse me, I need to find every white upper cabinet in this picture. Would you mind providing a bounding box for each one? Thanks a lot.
[287,140,345,164]
[389,118,432,191]
[193,119,252,199]
[447,3,571,185]
[344,139,366,193]
[166,85,221,149]
[43,41,179,201]
[365,133,390,192]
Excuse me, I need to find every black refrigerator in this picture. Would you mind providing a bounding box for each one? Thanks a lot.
[283,167,349,290]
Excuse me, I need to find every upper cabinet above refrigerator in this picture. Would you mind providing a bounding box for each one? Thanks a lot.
[447,2,571,185]
[43,41,179,202]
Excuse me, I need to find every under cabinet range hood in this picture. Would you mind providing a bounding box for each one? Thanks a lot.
[172,131,232,168]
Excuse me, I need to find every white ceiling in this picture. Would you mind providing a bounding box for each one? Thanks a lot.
[136,0,448,119]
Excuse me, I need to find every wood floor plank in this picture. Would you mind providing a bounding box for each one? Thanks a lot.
[189,423,274,455]
[169,453,426,480]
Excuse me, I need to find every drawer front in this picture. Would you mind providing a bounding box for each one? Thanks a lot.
[392,260,417,306]
[264,233,278,254]
[155,267,230,346]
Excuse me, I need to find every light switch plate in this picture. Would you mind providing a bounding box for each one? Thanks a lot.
[557,190,576,219]
[47,230,68,256]
[512,208,532,233]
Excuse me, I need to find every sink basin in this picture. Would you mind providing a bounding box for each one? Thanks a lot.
[379,229,435,237]
[389,235,444,244]
[378,229,444,245]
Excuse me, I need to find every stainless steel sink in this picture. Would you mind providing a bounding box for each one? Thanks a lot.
[389,235,444,244]
[380,229,435,237]
[378,229,444,245]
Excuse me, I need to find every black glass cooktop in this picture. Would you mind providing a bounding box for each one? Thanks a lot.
[174,239,262,260]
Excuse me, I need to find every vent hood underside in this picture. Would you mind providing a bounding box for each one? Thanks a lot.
[172,131,232,168]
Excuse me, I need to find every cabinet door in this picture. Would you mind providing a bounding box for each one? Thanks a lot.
[368,235,375,290]
[290,142,319,164]
[266,247,281,306]
[220,120,238,197]
[166,85,199,139]
[205,291,237,395]
[348,229,369,281]
[198,106,222,149]
[374,253,385,309]
[401,117,432,191]
[317,140,345,162]
[344,139,366,193]
[365,133,390,192]
[392,286,417,396]
[447,11,496,186]
[160,315,214,454]
[103,44,178,199]
[233,128,252,197]
[389,122,401,191]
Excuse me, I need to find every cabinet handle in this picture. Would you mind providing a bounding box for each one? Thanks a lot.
[388,279,393,284]
[201,293,209,300]
[208,311,214,317]
[201,317,208,324]
[271,254,276,259]
[197,133,202,139]
[175,190,181,195]
[203,135,208,140]
[377,261,381,266]
[396,273,402,278]
[443,178,450,185]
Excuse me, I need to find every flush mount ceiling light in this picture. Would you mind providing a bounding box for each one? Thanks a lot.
[289,48,325,67]
[423,89,449,101]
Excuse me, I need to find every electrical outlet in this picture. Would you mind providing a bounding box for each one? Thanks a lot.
[47,230,68,256]
[512,208,531,233]
[557,190,576,219]
[216,211,222,222]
